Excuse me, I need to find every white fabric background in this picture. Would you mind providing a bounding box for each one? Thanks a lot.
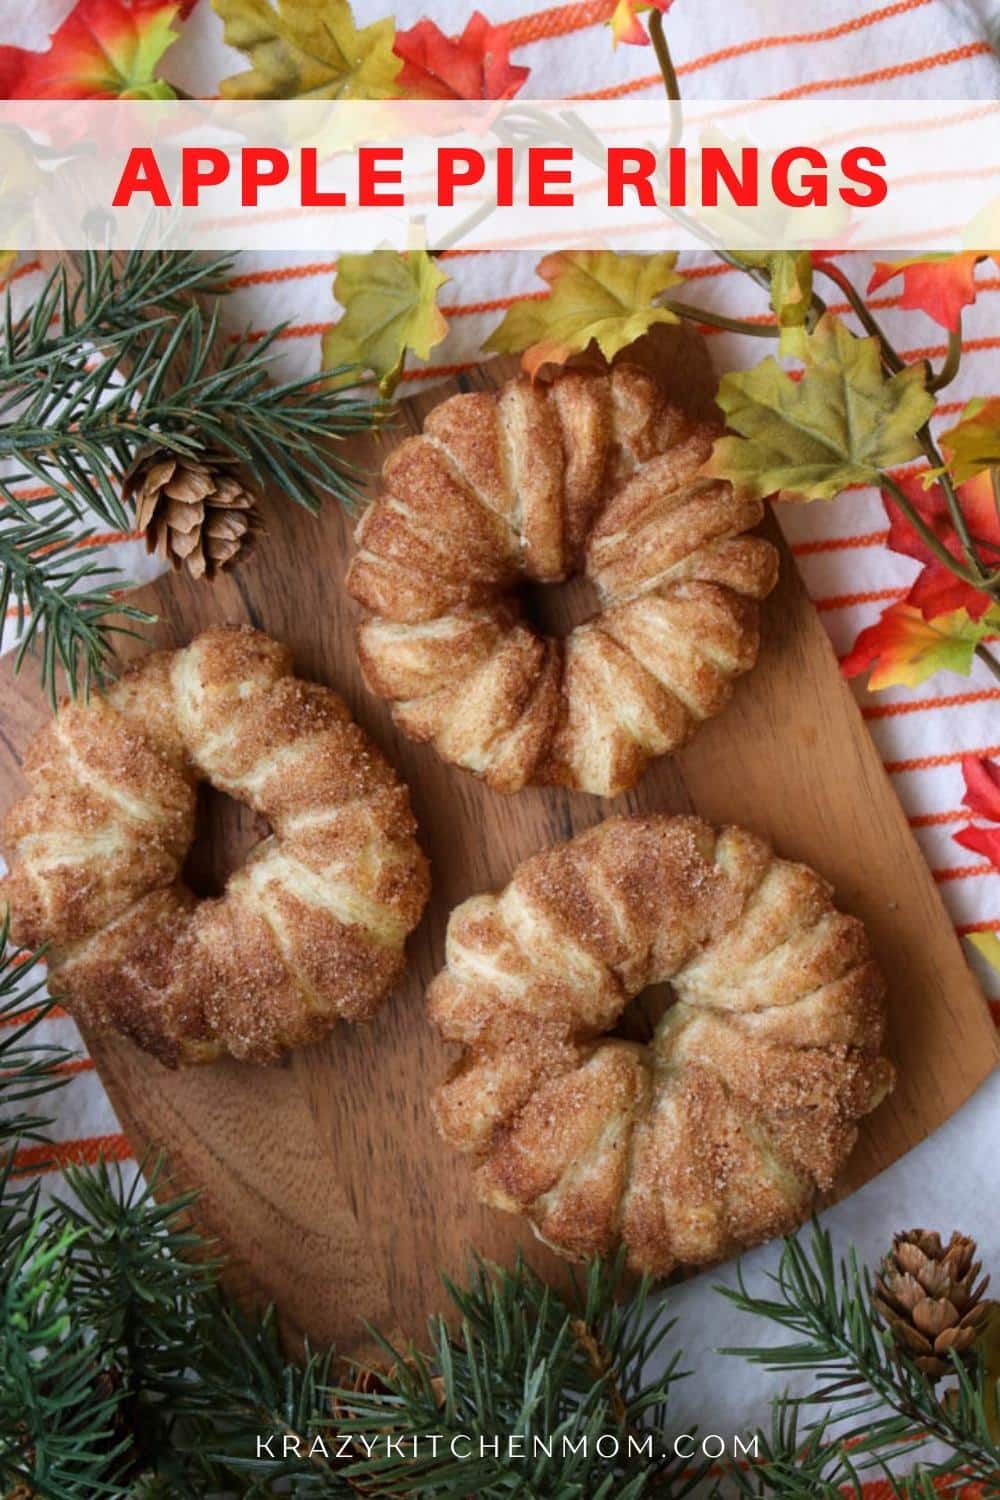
[4,0,1000,1456]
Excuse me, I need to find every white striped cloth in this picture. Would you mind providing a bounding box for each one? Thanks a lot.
[4,0,1000,1454]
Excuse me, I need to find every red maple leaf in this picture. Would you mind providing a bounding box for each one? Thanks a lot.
[961,752,1000,821]
[394,11,529,100]
[882,470,1000,622]
[954,753,1000,867]
[0,0,194,100]
[868,253,982,332]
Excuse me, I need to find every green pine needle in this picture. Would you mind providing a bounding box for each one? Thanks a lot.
[0,251,382,706]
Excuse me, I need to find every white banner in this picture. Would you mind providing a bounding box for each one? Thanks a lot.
[1,97,998,252]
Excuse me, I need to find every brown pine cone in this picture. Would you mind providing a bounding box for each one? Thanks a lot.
[124,446,261,581]
[874,1229,994,1380]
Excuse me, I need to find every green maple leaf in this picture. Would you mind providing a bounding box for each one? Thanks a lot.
[321,249,448,398]
[484,250,684,377]
[704,313,935,501]
[212,0,403,99]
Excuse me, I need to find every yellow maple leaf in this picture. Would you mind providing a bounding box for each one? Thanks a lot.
[321,249,448,398]
[213,0,403,99]
[968,931,1000,978]
[704,313,934,502]
[0,252,15,284]
[484,250,684,378]
[939,398,1000,485]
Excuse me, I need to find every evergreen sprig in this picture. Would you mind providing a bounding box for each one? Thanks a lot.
[0,939,694,1500]
[717,1220,1000,1498]
[0,251,381,704]
[4,931,999,1498]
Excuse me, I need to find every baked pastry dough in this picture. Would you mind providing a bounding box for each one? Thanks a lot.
[428,815,893,1275]
[347,364,778,797]
[0,626,429,1067]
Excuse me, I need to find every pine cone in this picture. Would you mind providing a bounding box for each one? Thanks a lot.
[874,1229,994,1380]
[124,447,261,581]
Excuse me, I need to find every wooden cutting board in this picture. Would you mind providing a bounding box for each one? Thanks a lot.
[2,331,997,1356]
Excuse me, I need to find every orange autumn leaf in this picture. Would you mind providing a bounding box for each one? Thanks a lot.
[608,0,674,49]
[840,602,993,691]
[867,253,982,332]
[0,0,193,99]
[394,11,529,100]
[882,469,1000,622]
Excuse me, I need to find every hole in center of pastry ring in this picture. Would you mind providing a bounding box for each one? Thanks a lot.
[346,362,780,798]
[0,625,430,1070]
[426,813,895,1279]
[517,572,603,641]
[183,782,271,899]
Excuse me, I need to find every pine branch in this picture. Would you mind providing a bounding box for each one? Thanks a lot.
[716,1221,1000,1497]
[0,251,383,704]
[0,511,151,704]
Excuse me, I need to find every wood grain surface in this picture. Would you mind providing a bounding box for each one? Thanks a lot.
[2,332,997,1355]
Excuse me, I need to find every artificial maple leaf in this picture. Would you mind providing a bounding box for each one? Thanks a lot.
[868,253,982,332]
[955,823,1000,866]
[608,0,674,48]
[968,931,1000,979]
[704,314,934,502]
[840,602,992,691]
[961,751,1000,822]
[882,470,1000,622]
[0,0,192,99]
[731,251,813,354]
[939,398,1000,484]
[393,12,528,101]
[955,751,1000,872]
[321,249,448,398]
[484,250,684,379]
[213,0,403,99]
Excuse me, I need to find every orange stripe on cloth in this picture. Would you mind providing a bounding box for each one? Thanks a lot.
[815,586,907,612]
[959,917,1000,933]
[933,861,998,883]
[507,0,610,47]
[580,38,992,101]
[770,41,994,98]
[793,530,889,557]
[7,258,42,285]
[507,0,935,54]
[864,689,1000,720]
[0,1005,69,1030]
[886,743,1000,774]
[13,1132,133,1177]
[909,808,969,828]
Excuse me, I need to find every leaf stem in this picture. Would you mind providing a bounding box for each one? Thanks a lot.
[662,300,782,337]
[814,261,904,372]
[881,473,989,589]
[929,323,963,392]
[915,422,986,582]
[648,10,683,151]
[975,643,1000,683]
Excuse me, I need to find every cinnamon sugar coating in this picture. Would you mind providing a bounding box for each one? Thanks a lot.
[347,365,779,797]
[0,626,430,1067]
[427,815,894,1276]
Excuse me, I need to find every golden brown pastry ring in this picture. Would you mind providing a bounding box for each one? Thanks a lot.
[428,814,894,1276]
[347,363,778,798]
[0,626,430,1067]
